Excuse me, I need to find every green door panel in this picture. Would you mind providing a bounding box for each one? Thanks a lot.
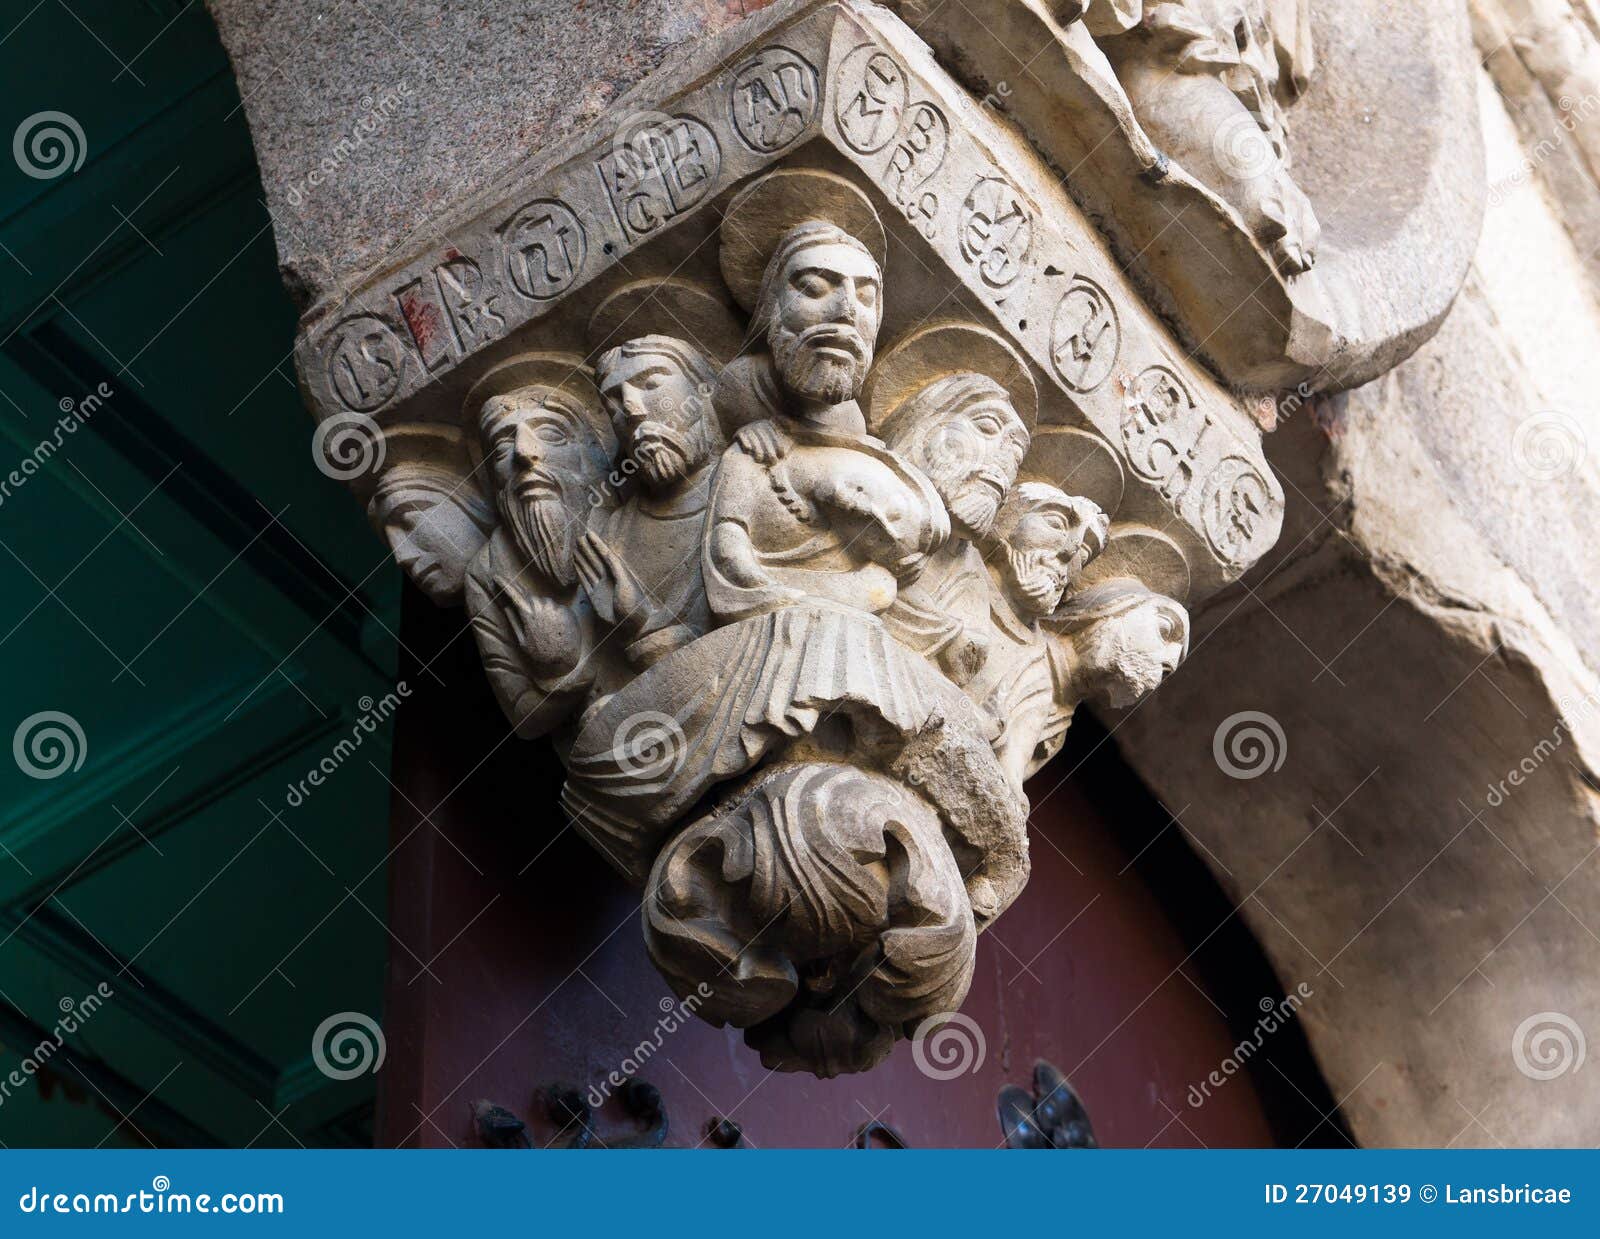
[0,1,397,1147]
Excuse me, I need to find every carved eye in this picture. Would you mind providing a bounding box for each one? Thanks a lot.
[856,281,879,309]
[536,423,570,444]
[971,413,1001,436]
[795,272,831,297]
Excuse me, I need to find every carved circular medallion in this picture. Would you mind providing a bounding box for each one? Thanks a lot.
[1048,276,1120,393]
[324,314,408,413]
[730,47,819,153]
[958,177,1032,289]
[1201,455,1278,566]
[499,198,586,301]
[834,44,907,154]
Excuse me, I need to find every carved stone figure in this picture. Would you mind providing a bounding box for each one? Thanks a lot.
[644,762,975,1077]
[579,335,723,675]
[364,424,494,607]
[1090,0,1320,273]
[276,2,1293,1079]
[704,191,946,621]
[1031,577,1191,777]
[868,324,1036,684]
[462,358,615,740]
[972,483,1109,789]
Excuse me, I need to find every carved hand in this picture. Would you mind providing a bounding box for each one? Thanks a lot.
[500,581,582,678]
[575,531,658,639]
[814,475,929,581]
[733,419,792,465]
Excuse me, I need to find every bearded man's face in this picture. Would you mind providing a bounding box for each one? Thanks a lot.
[997,492,1109,619]
[480,390,604,586]
[768,241,880,405]
[1080,600,1189,709]
[895,393,1028,540]
[599,350,713,490]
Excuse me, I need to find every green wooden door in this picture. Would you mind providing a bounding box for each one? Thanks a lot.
[0,0,396,1147]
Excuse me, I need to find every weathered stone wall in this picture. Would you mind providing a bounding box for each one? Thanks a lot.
[208,0,775,308]
[1113,2,1600,1147]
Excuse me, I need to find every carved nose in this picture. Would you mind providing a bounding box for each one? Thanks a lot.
[824,281,855,322]
[513,422,543,467]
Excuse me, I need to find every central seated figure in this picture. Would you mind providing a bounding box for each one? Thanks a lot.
[704,216,947,621]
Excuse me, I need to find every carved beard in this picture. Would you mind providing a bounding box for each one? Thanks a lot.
[502,491,578,588]
[1004,546,1065,619]
[770,320,871,405]
[631,421,703,489]
[1084,627,1170,710]
[916,443,1005,539]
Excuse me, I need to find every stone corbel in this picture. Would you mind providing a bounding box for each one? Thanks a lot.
[285,0,1285,1078]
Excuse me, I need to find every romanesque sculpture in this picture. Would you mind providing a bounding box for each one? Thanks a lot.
[364,424,495,607]
[580,334,723,675]
[461,358,614,740]
[1085,0,1320,274]
[291,0,1290,1078]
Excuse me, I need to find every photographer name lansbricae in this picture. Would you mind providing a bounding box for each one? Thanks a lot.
[1443,1184,1573,1205]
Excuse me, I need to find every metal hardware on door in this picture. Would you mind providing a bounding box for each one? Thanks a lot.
[996,1060,1097,1148]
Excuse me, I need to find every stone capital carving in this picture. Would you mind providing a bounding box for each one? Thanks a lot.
[291,0,1288,1077]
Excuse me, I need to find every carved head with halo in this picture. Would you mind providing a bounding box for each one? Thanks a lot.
[990,483,1110,619]
[471,359,614,589]
[597,335,723,490]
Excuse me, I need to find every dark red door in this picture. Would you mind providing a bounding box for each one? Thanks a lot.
[377,593,1338,1149]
